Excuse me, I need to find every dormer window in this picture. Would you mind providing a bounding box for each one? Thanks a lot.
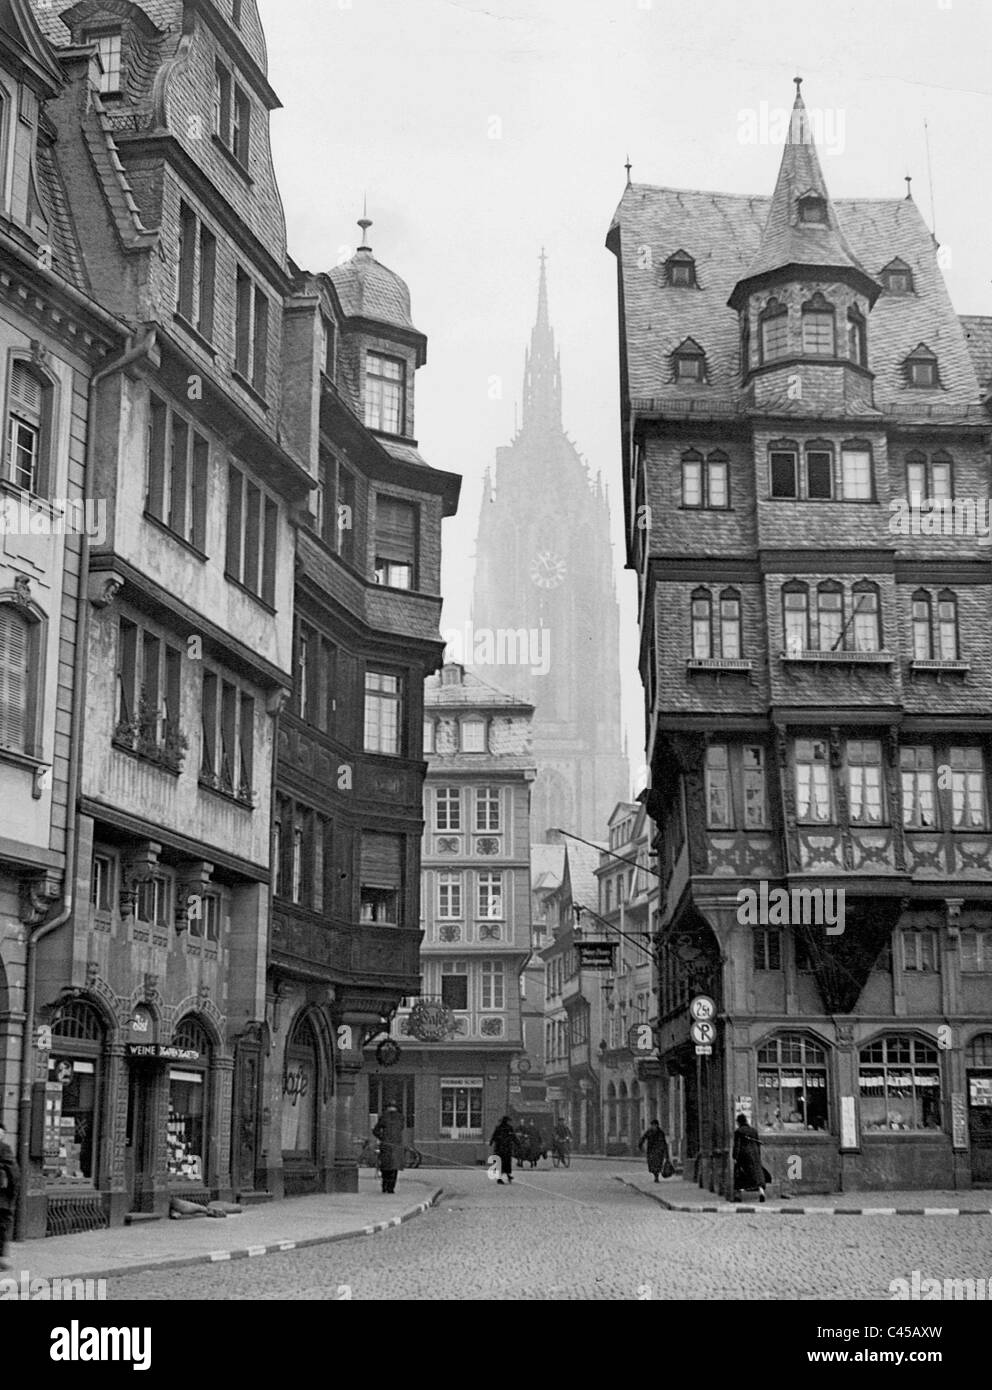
[801,293,835,356]
[365,352,405,434]
[798,195,827,224]
[672,337,706,383]
[760,298,788,362]
[664,251,697,288]
[880,258,914,295]
[904,344,940,389]
[87,29,122,96]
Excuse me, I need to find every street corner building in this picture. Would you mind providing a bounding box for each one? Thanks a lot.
[0,0,459,1235]
[607,81,992,1195]
[357,662,535,1168]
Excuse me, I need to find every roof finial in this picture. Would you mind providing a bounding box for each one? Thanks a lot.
[904,173,913,200]
[358,193,372,251]
[624,153,632,187]
[793,74,803,101]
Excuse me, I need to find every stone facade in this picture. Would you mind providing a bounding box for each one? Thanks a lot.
[609,82,992,1195]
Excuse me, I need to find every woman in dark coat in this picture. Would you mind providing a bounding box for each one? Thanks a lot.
[490,1115,517,1184]
[372,1104,405,1194]
[732,1113,766,1202]
[638,1119,670,1183]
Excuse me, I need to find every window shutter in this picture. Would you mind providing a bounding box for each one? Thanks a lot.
[360,831,403,888]
[0,606,30,751]
[11,363,42,420]
[375,497,417,565]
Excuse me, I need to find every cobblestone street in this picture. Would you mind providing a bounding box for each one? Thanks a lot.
[105,1161,992,1301]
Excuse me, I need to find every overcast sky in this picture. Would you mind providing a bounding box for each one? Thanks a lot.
[259,0,992,789]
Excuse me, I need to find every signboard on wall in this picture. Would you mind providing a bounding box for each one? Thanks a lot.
[952,1092,969,1148]
[576,942,617,971]
[840,1094,858,1150]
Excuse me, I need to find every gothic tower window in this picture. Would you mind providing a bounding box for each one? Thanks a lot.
[759,298,788,362]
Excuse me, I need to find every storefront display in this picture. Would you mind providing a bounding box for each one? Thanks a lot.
[282,1014,318,1159]
[167,1077,205,1180]
[47,1001,104,1182]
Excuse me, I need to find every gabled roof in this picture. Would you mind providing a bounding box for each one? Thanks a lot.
[424,663,534,711]
[560,839,604,909]
[608,185,983,408]
[0,0,64,92]
[531,842,565,893]
[729,85,877,309]
[959,315,992,396]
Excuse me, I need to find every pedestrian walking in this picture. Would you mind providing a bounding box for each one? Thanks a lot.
[637,1118,671,1183]
[490,1115,517,1184]
[372,1103,405,1194]
[0,1122,19,1271]
[732,1113,766,1202]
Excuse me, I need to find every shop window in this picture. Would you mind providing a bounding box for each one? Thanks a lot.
[858,1036,941,1132]
[167,1017,210,1182]
[757,1033,828,1133]
[440,1077,483,1136]
[48,1001,104,1182]
[282,1014,318,1159]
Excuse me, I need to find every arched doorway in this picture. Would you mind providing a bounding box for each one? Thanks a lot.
[282,1012,321,1193]
[966,1033,992,1186]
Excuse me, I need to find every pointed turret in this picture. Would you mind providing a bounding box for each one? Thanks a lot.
[522,249,563,433]
[729,79,878,311]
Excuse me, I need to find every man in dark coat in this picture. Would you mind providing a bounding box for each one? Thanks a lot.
[638,1119,670,1182]
[490,1115,517,1184]
[732,1113,766,1202]
[372,1104,405,1194]
[0,1122,19,1270]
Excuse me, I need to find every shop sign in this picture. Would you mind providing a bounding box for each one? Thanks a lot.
[283,1067,310,1104]
[407,998,457,1042]
[576,941,616,970]
[126,1044,200,1061]
[952,1092,968,1148]
[128,1006,155,1043]
[840,1094,858,1150]
[969,1078,992,1108]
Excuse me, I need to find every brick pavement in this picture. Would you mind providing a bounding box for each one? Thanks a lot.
[4,1174,441,1282]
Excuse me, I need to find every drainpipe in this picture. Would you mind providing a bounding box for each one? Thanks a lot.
[15,328,158,1240]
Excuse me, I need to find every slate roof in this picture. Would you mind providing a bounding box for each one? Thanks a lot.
[327,246,417,332]
[562,840,604,910]
[424,663,534,710]
[531,843,565,892]
[960,315,992,396]
[36,140,88,291]
[732,92,876,303]
[379,437,430,468]
[609,185,983,410]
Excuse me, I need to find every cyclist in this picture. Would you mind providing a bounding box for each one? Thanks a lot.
[552,1118,572,1164]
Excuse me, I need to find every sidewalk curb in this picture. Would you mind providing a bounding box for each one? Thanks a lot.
[17,1188,444,1284]
[614,1176,992,1217]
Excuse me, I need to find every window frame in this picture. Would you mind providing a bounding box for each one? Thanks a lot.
[794,738,833,825]
[145,391,209,554]
[0,596,44,759]
[363,667,404,757]
[364,352,406,435]
[759,299,789,363]
[225,460,278,607]
[5,356,56,497]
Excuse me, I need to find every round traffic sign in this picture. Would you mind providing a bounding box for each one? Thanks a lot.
[690,995,716,1022]
[690,1019,716,1045]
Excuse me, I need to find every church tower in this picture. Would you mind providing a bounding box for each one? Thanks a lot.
[471,256,629,841]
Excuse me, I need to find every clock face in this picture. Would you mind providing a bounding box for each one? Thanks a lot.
[530,550,566,589]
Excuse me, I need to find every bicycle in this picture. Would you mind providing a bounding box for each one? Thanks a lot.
[551,1139,571,1169]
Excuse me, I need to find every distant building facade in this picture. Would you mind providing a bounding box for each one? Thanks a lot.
[470,257,629,842]
[608,82,992,1194]
[381,663,533,1167]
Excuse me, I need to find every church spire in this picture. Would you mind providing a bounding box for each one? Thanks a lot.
[729,80,877,310]
[522,249,563,434]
